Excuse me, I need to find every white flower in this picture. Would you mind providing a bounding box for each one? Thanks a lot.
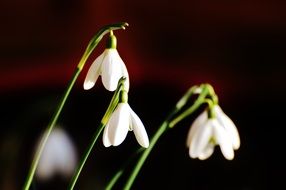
[186,105,240,160]
[83,49,129,91]
[36,128,77,180]
[103,103,149,148]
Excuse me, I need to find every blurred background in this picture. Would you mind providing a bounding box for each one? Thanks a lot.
[0,0,285,189]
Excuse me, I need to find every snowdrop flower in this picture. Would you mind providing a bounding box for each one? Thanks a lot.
[187,105,240,160]
[102,91,149,148]
[36,128,77,180]
[83,32,129,91]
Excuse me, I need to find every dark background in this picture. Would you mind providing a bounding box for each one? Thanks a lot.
[0,0,285,189]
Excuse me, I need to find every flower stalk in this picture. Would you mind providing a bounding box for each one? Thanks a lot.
[68,78,127,190]
[123,121,169,190]
[23,20,240,190]
[105,148,144,190]
[169,84,211,128]
[23,22,128,190]
[23,70,80,190]
[122,84,213,190]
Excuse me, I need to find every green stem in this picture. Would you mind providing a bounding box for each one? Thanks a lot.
[122,84,212,190]
[101,78,126,124]
[121,104,180,190]
[69,77,126,190]
[175,85,198,110]
[23,68,80,190]
[77,22,128,70]
[106,169,124,190]
[23,22,128,190]
[169,85,209,128]
[169,100,203,128]
[123,121,169,190]
[107,80,187,189]
[69,122,105,190]
[105,148,144,190]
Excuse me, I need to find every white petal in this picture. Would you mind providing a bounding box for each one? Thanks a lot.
[198,143,215,160]
[213,120,234,160]
[102,49,124,91]
[215,105,240,150]
[193,120,213,157]
[83,51,105,90]
[186,110,208,147]
[102,124,111,147]
[129,107,149,148]
[106,103,130,146]
[189,120,212,159]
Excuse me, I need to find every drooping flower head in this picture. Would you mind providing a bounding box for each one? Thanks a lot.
[187,105,240,160]
[83,31,129,92]
[103,90,149,148]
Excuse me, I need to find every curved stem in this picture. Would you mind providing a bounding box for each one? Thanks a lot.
[23,22,128,190]
[168,85,209,128]
[123,121,169,190]
[77,22,128,70]
[168,100,203,128]
[69,123,105,190]
[121,103,180,190]
[69,77,126,190]
[105,148,144,190]
[122,84,212,189]
[106,85,198,189]
[101,77,126,124]
[175,85,198,110]
[202,98,216,118]
[23,68,80,190]
[106,169,124,190]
